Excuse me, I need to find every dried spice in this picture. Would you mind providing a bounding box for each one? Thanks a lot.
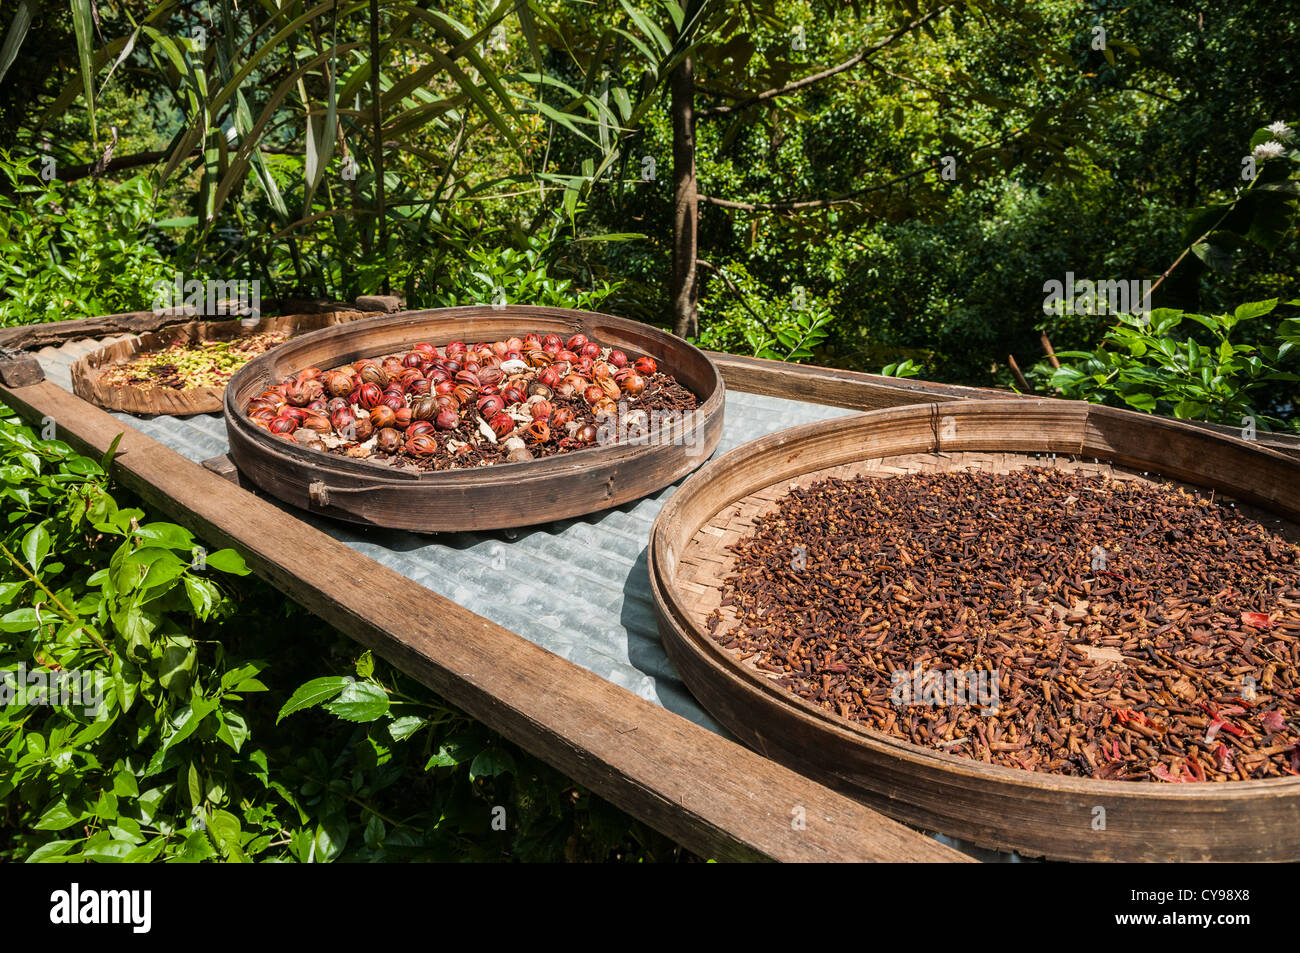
[246,332,698,470]
[708,467,1300,782]
[100,331,289,390]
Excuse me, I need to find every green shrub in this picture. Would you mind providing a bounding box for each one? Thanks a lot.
[1044,299,1300,433]
[0,151,177,326]
[0,406,685,862]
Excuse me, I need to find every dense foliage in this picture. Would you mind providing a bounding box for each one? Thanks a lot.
[0,405,688,861]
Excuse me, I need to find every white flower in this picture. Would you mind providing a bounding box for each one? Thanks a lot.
[1267,120,1294,141]
[1252,140,1286,161]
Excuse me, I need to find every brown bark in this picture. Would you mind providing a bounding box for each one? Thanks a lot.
[670,52,699,338]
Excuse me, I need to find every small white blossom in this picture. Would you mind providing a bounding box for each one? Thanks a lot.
[1267,121,1294,141]
[1252,140,1286,161]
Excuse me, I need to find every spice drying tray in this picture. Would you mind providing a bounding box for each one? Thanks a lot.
[223,305,725,532]
[649,399,1300,861]
[72,312,368,416]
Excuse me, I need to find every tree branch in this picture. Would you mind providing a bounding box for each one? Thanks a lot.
[697,4,953,118]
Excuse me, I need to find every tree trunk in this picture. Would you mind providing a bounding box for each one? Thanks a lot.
[369,0,389,295]
[670,52,699,338]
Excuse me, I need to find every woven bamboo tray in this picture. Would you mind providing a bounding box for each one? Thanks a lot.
[650,399,1300,861]
[70,311,369,416]
[222,305,725,532]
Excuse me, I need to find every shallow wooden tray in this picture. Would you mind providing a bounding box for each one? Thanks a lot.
[222,305,725,532]
[70,311,368,416]
[649,398,1300,861]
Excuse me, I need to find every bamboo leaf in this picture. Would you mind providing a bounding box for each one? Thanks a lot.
[0,0,36,87]
[69,0,98,144]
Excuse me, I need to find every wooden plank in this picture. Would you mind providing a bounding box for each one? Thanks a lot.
[707,351,1011,408]
[709,351,1300,459]
[0,378,965,863]
[0,301,372,351]
[201,453,246,486]
[0,308,246,351]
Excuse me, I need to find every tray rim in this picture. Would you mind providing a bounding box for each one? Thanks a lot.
[650,398,1300,859]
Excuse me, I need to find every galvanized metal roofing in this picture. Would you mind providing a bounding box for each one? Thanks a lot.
[36,338,849,731]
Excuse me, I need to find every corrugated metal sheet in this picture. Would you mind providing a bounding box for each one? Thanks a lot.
[36,339,849,731]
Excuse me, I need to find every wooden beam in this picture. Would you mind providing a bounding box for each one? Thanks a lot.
[710,351,1300,459]
[0,308,240,351]
[0,300,366,351]
[708,351,1018,408]
[0,379,965,863]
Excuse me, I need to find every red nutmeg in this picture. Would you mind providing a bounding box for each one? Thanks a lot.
[368,405,397,430]
[405,434,438,457]
[476,394,506,418]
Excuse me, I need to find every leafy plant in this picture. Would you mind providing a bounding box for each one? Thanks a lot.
[0,150,176,325]
[1046,299,1300,432]
[426,240,623,312]
[1177,121,1300,279]
[880,358,922,378]
[0,405,689,862]
[696,262,834,361]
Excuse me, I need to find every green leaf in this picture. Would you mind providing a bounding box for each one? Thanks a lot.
[203,548,250,575]
[20,523,50,571]
[0,0,36,88]
[312,811,348,863]
[323,680,390,723]
[158,639,197,694]
[355,649,374,679]
[1231,299,1279,324]
[468,747,516,780]
[69,0,98,144]
[387,715,426,742]
[112,770,139,798]
[276,676,349,723]
[0,607,39,633]
[142,698,218,776]
[24,839,78,862]
[99,431,123,471]
[207,809,246,861]
[215,710,249,753]
[182,575,217,618]
[133,522,195,551]
[35,798,89,831]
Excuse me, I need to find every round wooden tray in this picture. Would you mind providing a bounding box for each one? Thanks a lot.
[71,312,369,416]
[222,305,725,532]
[649,399,1300,861]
